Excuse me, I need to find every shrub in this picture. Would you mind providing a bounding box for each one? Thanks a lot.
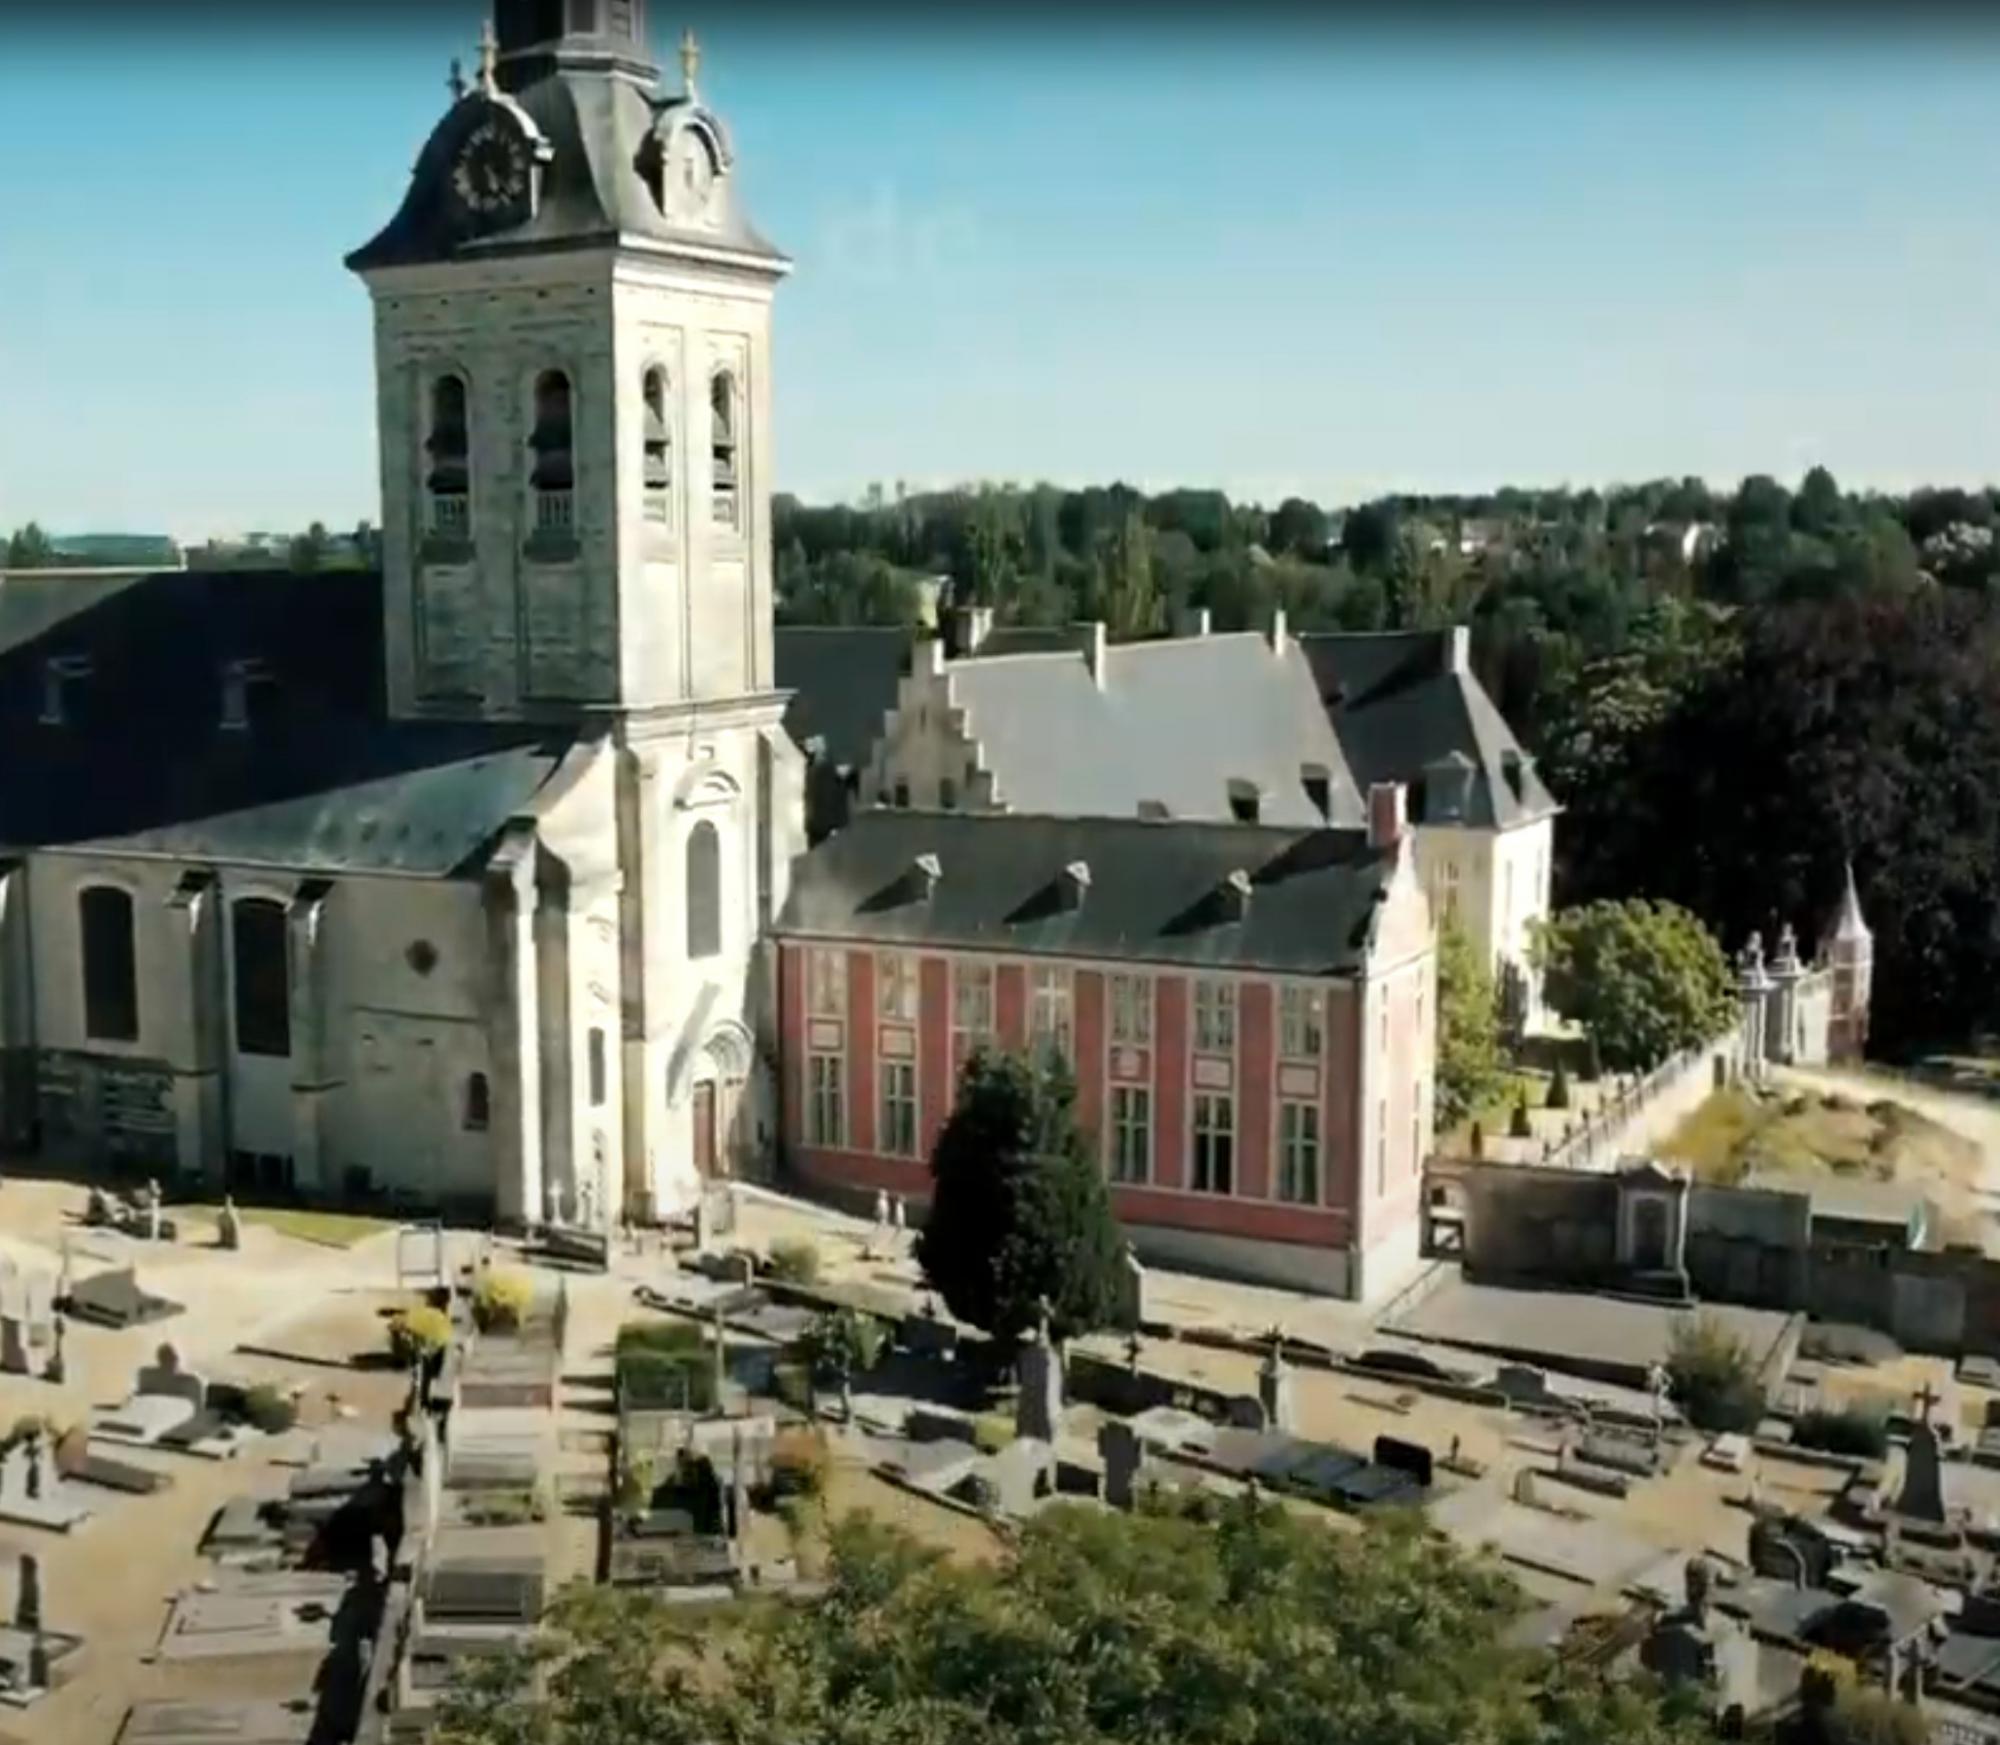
[1668,1314,1766,1434]
[1508,1097,1533,1140]
[769,1426,830,1500]
[1793,1404,1890,1460]
[388,1304,453,1368]
[972,1412,1013,1454]
[616,1453,656,1520]
[241,1385,298,1434]
[1546,1059,1571,1111]
[472,1269,534,1334]
[768,1239,822,1286]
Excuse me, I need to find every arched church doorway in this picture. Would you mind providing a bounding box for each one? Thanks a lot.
[1633,1196,1670,1271]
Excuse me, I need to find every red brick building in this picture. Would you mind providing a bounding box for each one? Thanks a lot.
[771,789,1435,1300]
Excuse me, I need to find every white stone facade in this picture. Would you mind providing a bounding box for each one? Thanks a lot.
[1413,814,1555,1030]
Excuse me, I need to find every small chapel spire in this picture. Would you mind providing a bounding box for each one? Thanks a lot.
[448,57,467,102]
[680,27,701,102]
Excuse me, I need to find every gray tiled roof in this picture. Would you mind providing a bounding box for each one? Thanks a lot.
[943,633,1365,827]
[0,569,578,875]
[1298,630,1559,830]
[773,627,909,773]
[774,809,1400,976]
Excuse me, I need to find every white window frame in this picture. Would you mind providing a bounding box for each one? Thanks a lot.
[1192,1092,1234,1196]
[877,950,919,1023]
[879,1059,917,1158]
[1278,984,1324,1062]
[1029,964,1072,1062]
[1193,978,1237,1054]
[807,948,847,1019]
[953,960,994,1047]
[807,1052,844,1147]
[1109,973,1153,1047]
[1278,1100,1320,1205]
[1110,1084,1151,1185]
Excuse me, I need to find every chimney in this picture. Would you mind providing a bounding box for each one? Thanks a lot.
[1442,624,1470,675]
[1217,868,1252,922]
[1176,606,1211,639]
[1268,606,1289,652]
[38,655,93,727]
[1082,620,1107,688]
[1057,861,1091,911]
[1367,782,1407,853]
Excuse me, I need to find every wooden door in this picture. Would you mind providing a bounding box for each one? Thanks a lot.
[693,1081,717,1179]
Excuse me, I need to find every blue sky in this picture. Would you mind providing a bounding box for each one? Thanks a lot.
[2,9,1997,538]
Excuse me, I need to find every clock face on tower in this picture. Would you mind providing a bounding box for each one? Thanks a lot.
[452,119,532,224]
[660,129,719,228]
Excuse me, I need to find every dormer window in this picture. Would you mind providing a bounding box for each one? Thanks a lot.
[710,370,739,529]
[219,658,272,733]
[642,366,673,526]
[528,369,575,534]
[1300,764,1332,821]
[426,375,471,538]
[1227,779,1261,824]
[40,655,92,727]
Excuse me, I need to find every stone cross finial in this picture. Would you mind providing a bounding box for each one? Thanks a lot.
[448,56,466,101]
[1914,1379,1941,1427]
[477,19,500,96]
[680,27,701,100]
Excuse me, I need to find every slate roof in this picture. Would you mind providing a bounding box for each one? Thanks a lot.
[773,627,909,773]
[941,633,1366,827]
[0,569,578,875]
[773,809,1401,976]
[1298,629,1560,830]
[348,69,785,273]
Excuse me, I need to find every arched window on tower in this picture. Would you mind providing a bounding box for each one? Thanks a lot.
[528,369,575,535]
[464,1072,491,1132]
[231,897,291,1058]
[710,371,739,529]
[642,367,673,526]
[686,820,721,960]
[425,375,470,538]
[78,885,139,1043]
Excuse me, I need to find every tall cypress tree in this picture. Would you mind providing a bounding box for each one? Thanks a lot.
[916,1050,1129,1344]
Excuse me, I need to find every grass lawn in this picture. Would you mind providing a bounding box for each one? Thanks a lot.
[186,1203,393,1249]
[1658,1084,1962,1188]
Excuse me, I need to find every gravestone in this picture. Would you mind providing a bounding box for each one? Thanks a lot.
[14,1552,39,1632]
[43,1314,64,1386]
[145,1179,163,1243]
[1259,1334,1294,1433]
[0,1316,27,1376]
[1512,1466,1539,1508]
[1225,1394,1268,1431]
[1897,1421,1948,1525]
[1100,1420,1146,1509]
[1015,1314,1063,1444]
[1114,1246,1147,1330]
[1374,1434,1435,1489]
[137,1342,207,1411]
[217,1198,241,1251]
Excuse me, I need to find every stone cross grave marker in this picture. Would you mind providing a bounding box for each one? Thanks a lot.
[1016,1318,1063,1444]
[13,1553,40,1633]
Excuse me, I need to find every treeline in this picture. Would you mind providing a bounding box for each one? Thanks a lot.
[774,471,1999,744]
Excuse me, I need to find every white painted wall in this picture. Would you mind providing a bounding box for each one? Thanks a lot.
[1412,815,1553,1027]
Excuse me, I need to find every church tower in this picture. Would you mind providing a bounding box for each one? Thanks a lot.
[348,3,804,1221]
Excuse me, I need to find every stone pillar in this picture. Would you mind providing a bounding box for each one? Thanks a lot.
[164,871,228,1188]
[534,856,576,1227]
[287,879,338,1198]
[14,1551,40,1632]
[483,822,544,1231]
[1259,1339,1294,1433]
[615,744,659,1223]
[1015,1328,1063,1443]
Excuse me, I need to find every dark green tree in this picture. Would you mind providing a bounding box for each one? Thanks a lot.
[435,1497,1707,1745]
[5,523,55,569]
[916,1051,1128,1344]
[1531,899,1736,1072]
[1666,1314,1765,1433]
[288,521,329,574]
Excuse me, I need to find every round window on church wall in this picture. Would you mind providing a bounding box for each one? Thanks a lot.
[406,941,440,977]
